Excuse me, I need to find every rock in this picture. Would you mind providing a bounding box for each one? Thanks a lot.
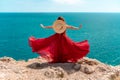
[78,58,98,66]
[0,57,15,63]
[73,63,81,71]
[53,67,66,78]
[84,66,94,74]
[96,67,107,72]
[0,65,8,69]
[27,62,41,69]
[109,71,120,80]
[0,56,119,80]
[44,70,54,78]
[80,65,95,74]
[44,67,67,78]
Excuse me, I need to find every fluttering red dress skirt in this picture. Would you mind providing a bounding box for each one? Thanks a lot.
[29,32,89,63]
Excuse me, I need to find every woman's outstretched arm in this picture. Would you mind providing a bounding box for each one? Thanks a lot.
[67,24,82,30]
[40,24,52,29]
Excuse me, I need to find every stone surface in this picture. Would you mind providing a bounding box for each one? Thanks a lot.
[0,57,120,80]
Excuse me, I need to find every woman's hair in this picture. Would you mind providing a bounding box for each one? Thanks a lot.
[57,16,65,21]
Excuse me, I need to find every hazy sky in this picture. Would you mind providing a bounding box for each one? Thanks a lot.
[0,0,120,12]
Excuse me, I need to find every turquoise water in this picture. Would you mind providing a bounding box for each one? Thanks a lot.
[0,13,120,65]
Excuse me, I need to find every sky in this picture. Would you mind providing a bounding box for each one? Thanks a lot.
[0,0,120,12]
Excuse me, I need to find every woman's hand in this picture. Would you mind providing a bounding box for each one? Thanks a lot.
[67,24,82,30]
[40,24,45,28]
[76,24,82,30]
[40,24,52,29]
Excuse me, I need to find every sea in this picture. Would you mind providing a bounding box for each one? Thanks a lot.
[0,13,120,65]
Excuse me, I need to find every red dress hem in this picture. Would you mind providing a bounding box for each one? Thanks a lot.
[29,32,90,63]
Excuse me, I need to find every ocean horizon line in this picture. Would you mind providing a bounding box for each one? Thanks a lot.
[0,12,120,13]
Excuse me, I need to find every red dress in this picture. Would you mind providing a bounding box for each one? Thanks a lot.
[29,31,89,63]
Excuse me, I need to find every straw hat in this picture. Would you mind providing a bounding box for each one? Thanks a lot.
[52,20,66,34]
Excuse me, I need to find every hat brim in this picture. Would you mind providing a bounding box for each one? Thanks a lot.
[52,20,66,34]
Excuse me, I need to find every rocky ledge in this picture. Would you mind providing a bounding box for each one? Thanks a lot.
[0,57,120,80]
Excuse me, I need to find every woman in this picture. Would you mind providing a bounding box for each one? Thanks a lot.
[29,16,89,63]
